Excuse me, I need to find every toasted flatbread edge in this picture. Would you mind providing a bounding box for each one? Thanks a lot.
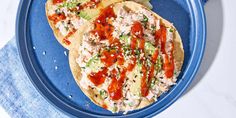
[45,0,73,49]
[69,1,184,112]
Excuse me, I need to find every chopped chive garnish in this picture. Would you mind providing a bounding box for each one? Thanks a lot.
[100,90,108,99]
[169,28,174,32]
[142,15,149,23]
[151,25,156,30]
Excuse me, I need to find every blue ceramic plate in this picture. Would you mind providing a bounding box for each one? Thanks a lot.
[16,0,207,117]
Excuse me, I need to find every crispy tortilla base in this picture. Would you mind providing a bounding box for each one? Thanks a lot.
[69,1,184,112]
[45,0,123,50]
[46,0,71,50]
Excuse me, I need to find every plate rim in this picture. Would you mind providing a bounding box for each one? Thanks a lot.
[16,0,207,117]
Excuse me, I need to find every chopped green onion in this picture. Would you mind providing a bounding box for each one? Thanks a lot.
[151,25,156,30]
[127,32,131,36]
[97,53,101,57]
[154,56,162,71]
[169,28,174,32]
[151,25,156,33]
[150,78,156,88]
[174,71,178,76]
[55,9,61,14]
[86,54,99,67]
[142,15,149,23]
[119,35,130,44]
[157,56,162,68]
[135,49,141,56]
[99,90,108,99]
[128,102,134,107]
[65,26,69,31]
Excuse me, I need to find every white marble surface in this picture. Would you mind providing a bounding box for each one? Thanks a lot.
[0,0,18,117]
[0,0,19,49]
[0,0,236,118]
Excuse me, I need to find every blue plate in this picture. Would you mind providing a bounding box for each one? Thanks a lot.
[16,0,207,117]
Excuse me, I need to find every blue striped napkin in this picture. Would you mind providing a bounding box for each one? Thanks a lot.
[0,37,68,118]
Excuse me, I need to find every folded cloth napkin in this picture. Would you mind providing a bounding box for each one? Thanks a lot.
[0,37,68,118]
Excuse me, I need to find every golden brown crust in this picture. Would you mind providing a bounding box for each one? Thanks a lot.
[69,1,184,112]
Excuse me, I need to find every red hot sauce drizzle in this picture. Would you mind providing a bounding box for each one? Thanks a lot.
[63,28,77,45]
[88,68,108,86]
[141,48,159,97]
[87,5,175,100]
[102,104,108,109]
[130,21,150,97]
[87,6,127,100]
[131,21,149,96]
[128,21,143,72]
[48,13,76,46]
[52,0,64,5]
[130,21,151,97]
[48,13,66,25]
[78,0,101,10]
[108,69,127,100]
[155,25,175,78]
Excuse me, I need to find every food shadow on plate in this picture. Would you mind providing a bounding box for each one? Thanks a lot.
[183,0,224,96]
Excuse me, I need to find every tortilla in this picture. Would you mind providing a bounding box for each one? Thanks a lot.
[45,0,122,50]
[69,1,184,113]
